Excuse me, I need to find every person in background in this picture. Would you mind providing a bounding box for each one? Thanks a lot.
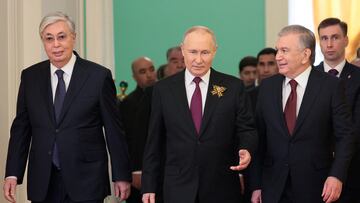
[120,56,158,203]
[3,11,131,203]
[351,47,360,67]
[251,24,355,203]
[315,17,360,203]
[163,46,185,78]
[142,25,257,203]
[157,64,167,80]
[239,56,258,90]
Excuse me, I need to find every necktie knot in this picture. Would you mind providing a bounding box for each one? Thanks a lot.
[193,77,202,85]
[328,69,339,77]
[289,79,297,91]
[55,69,64,79]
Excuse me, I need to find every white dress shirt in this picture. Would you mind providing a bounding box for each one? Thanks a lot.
[282,66,311,116]
[185,69,211,113]
[50,53,76,101]
[323,59,346,77]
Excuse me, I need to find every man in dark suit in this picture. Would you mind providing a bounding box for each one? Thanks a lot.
[250,25,355,203]
[141,26,257,203]
[120,56,157,203]
[3,12,131,203]
[315,17,360,203]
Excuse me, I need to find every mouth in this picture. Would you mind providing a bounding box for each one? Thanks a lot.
[52,51,64,57]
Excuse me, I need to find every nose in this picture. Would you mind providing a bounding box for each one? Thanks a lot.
[53,38,60,47]
[275,52,282,61]
[195,53,202,64]
[327,39,333,47]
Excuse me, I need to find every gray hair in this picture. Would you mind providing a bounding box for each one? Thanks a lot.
[39,11,75,36]
[182,25,217,48]
[278,25,316,64]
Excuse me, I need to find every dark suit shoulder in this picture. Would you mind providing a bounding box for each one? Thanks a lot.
[22,60,50,73]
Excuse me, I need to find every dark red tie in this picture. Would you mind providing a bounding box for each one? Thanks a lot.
[284,79,297,135]
[328,69,339,77]
[190,77,202,134]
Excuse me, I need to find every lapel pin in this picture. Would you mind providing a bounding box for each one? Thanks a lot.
[211,85,226,98]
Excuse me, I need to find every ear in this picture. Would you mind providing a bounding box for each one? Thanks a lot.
[302,48,311,64]
[180,43,185,56]
[344,35,349,47]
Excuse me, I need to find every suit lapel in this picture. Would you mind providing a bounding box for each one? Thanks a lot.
[57,57,90,125]
[340,62,353,81]
[199,70,222,136]
[274,75,289,136]
[293,68,322,135]
[170,71,198,136]
[39,61,56,125]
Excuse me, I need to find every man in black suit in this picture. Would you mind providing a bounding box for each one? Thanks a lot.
[141,26,257,203]
[315,17,360,203]
[251,25,355,203]
[120,56,157,203]
[3,12,131,203]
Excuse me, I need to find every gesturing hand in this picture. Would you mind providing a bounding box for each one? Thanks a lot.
[230,149,251,171]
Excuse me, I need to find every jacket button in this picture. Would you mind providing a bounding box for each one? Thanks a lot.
[48,151,52,155]
[55,129,59,133]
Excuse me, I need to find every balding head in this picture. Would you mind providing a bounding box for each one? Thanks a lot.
[131,57,157,88]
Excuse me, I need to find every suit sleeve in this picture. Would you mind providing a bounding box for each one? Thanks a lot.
[141,84,165,194]
[330,79,356,182]
[248,83,266,191]
[100,70,131,182]
[5,70,32,184]
[235,82,258,155]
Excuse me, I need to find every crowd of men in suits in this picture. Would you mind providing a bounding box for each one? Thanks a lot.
[3,10,360,203]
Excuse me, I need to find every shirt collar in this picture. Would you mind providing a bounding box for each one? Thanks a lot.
[323,59,346,75]
[284,65,311,89]
[185,68,211,86]
[50,53,76,77]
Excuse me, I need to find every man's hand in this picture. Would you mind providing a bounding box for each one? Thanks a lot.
[142,193,156,203]
[230,149,251,171]
[322,176,342,203]
[132,172,142,190]
[3,178,17,202]
[251,189,262,203]
[114,181,131,202]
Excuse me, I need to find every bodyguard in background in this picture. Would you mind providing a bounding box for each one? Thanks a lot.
[315,17,360,203]
[3,12,131,203]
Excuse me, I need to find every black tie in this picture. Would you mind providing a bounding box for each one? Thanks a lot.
[328,69,339,77]
[53,69,66,168]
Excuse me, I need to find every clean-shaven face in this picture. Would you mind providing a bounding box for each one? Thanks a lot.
[319,24,348,65]
[41,21,75,68]
[181,30,217,77]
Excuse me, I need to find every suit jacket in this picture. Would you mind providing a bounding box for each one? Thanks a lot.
[316,61,360,202]
[251,68,355,203]
[120,86,150,171]
[5,53,131,202]
[142,69,257,203]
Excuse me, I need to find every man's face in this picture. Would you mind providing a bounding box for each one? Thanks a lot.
[240,66,257,87]
[257,54,278,81]
[165,49,185,77]
[132,58,157,88]
[319,24,348,64]
[276,34,309,78]
[41,21,75,68]
[181,31,217,77]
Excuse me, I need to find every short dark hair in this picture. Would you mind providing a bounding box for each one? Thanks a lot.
[239,56,257,73]
[318,17,347,36]
[257,47,277,61]
[166,46,181,60]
